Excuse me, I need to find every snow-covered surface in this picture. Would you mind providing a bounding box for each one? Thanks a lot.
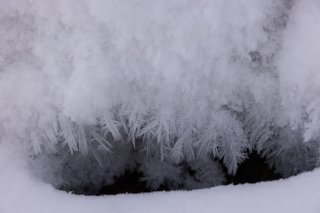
[1,1,320,212]
[1,144,320,213]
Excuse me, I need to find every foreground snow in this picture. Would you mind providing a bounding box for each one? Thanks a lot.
[1,145,320,213]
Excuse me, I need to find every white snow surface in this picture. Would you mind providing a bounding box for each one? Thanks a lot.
[1,144,320,213]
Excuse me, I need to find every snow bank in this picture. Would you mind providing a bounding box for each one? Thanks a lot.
[1,0,317,174]
[1,0,320,207]
[1,144,320,213]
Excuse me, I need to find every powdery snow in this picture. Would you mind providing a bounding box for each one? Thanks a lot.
[1,145,320,213]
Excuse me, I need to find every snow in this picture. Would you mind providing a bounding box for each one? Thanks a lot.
[1,144,320,213]
[0,0,319,174]
[0,0,320,212]
[278,0,320,140]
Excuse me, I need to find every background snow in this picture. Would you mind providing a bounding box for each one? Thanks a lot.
[0,0,320,202]
[0,0,295,167]
[278,0,320,140]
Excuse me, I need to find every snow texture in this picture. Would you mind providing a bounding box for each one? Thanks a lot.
[1,0,320,209]
[1,0,320,195]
